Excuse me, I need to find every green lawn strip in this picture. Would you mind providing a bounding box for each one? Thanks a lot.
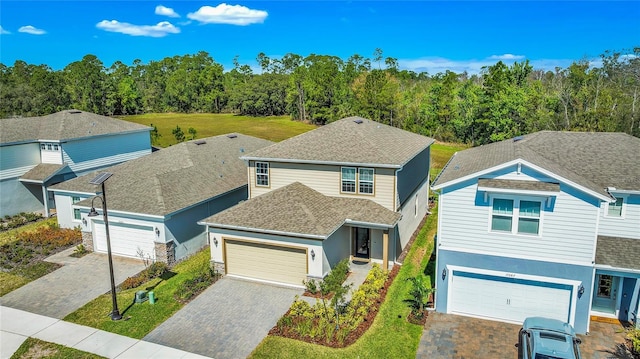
[121,113,316,147]
[431,142,469,171]
[10,337,105,359]
[249,204,438,359]
[0,218,57,245]
[64,248,211,339]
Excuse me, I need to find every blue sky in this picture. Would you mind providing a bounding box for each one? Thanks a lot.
[1,1,638,74]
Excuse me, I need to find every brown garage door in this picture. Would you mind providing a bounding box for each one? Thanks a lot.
[224,239,307,287]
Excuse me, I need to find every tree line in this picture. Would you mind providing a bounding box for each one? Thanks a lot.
[1,48,638,144]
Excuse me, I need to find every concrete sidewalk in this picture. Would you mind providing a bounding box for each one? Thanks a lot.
[0,306,210,359]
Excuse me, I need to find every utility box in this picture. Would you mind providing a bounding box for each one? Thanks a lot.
[135,290,148,303]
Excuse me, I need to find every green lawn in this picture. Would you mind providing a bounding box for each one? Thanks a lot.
[431,142,469,180]
[10,338,105,359]
[64,248,212,339]
[120,113,317,147]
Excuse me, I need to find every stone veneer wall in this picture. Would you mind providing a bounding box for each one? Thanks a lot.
[211,261,225,275]
[154,241,175,265]
[82,231,94,251]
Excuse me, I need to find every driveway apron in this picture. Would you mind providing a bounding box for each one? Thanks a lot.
[144,277,302,359]
[0,249,144,319]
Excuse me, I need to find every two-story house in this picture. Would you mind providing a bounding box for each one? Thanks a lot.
[431,131,640,333]
[0,110,151,217]
[200,117,434,287]
[49,134,273,264]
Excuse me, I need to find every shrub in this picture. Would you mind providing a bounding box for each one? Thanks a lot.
[303,278,319,294]
[628,328,640,355]
[174,265,220,302]
[120,261,170,290]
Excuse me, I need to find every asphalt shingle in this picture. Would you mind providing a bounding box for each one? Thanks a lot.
[50,134,273,217]
[242,117,434,168]
[19,164,67,183]
[200,182,402,238]
[595,236,640,270]
[477,178,560,192]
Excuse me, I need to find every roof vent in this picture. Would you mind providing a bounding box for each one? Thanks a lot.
[194,140,207,145]
[240,148,245,153]
[353,119,363,124]
[227,134,238,139]
[69,110,82,114]
[513,135,524,142]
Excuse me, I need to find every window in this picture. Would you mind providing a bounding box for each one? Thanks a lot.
[518,201,541,234]
[73,209,81,220]
[41,144,46,150]
[491,198,542,235]
[358,168,374,194]
[72,196,80,204]
[341,167,356,193]
[46,144,52,151]
[53,144,59,151]
[492,199,513,232]
[607,198,623,217]
[255,162,269,187]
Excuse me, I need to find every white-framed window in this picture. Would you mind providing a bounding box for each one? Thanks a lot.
[72,196,80,204]
[491,197,542,235]
[255,162,269,187]
[53,144,59,151]
[41,144,46,150]
[341,167,375,195]
[40,142,60,151]
[606,197,624,217]
[72,197,81,220]
[341,167,356,193]
[358,168,374,194]
[46,144,52,151]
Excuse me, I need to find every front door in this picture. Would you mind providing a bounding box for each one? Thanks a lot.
[592,274,619,314]
[353,228,370,260]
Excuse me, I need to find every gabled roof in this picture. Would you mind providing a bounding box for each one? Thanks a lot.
[0,110,150,145]
[432,131,640,197]
[595,236,640,271]
[200,182,401,239]
[50,134,274,217]
[19,164,67,184]
[242,117,435,168]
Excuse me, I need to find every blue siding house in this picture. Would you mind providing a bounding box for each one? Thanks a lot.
[0,110,151,217]
[431,131,640,334]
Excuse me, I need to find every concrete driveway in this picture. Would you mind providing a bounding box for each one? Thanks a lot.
[0,247,144,319]
[144,277,303,359]
[417,312,629,358]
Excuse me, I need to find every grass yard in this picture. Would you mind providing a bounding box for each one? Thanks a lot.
[430,141,469,180]
[10,338,105,359]
[121,113,317,147]
[64,248,212,339]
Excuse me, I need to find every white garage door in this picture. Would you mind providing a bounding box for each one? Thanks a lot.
[225,239,307,287]
[449,270,573,324]
[94,221,156,260]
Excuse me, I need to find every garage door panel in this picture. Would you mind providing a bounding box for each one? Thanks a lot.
[450,270,572,324]
[225,239,307,286]
[94,222,155,260]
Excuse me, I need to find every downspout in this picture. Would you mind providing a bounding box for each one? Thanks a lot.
[430,187,442,312]
[393,165,404,264]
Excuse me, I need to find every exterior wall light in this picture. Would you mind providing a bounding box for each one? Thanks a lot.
[82,218,87,226]
[213,237,218,246]
[155,227,160,237]
[442,268,447,281]
[310,249,315,260]
[578,285,585,298]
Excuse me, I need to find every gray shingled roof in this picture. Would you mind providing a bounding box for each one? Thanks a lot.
[1,110,150,145]
[477,179,560,192]
[242,117,435,168]
[19,164,67,183]
[200,182,402,239]
[50,134,273,217]
[433,131,640,196]
[595,236,640,270]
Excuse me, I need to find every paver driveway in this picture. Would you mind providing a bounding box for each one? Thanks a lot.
[417,312,628,359]
[0,248,144,319]
[144,277,303,359]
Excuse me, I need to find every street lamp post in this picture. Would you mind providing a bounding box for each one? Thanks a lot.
[87,172,122,321]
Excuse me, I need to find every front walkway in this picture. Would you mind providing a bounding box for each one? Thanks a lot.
[0,305,208,359]
[417,312,629,358]
[143,277,302,359]
[0,248,144,319]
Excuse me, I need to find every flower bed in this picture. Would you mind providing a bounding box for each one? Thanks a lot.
[0,225,81,270]
[269,264,400,347]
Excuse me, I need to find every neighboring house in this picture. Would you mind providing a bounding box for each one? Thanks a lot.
[200,117,434,287]
[0,110,151,217]
[431,131,640,334]
[50,134,273,264]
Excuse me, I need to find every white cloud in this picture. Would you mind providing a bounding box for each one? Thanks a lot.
[399,55,577,75]
[18,25,46,35]
[156,5,179,18]
[489,54,525,61]
[0,25,10,35]
[96,20,180,37]
[187,3,268,25]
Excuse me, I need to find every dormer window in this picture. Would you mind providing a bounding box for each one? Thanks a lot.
[607,197,624,217]
[40,142,60,152]
[255,162,269,187]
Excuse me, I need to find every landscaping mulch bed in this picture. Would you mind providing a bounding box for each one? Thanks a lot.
[269,264,400,348]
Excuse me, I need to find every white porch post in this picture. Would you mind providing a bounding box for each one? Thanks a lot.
[632,279,640,329]
[383,230,389,270]
[42,185,49,217]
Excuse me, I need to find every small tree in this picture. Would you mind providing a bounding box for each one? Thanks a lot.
[188,127,197,140]
[172,125,185,143]
[405,274,434,319]
[150,123,161,146]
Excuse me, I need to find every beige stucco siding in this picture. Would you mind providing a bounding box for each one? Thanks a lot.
[249,161,395,210]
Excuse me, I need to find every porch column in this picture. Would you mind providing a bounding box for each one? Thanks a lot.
[42,185,50,217]
[383,230,389,270]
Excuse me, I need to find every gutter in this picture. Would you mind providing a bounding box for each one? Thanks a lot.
[197,222,327,240]
[240,156,402,169]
